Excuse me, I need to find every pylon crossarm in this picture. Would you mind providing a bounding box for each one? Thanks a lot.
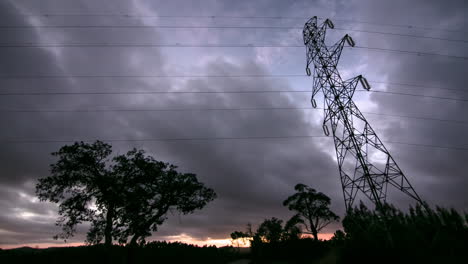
[329,36,350,61]
[343,76,361,95]
[310,68,322,107]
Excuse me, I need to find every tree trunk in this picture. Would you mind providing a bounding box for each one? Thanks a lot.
[312,229,318,241]
[130,233,140,246]
[128,209,167,247]
[307,216,319,241]
[104,203,114,246]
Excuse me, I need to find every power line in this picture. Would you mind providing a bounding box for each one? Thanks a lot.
[362,90,468,102]
[322,17,468,35]
[1,136,467,151]
[350,46,468,60]
[2,106,467,126]
[385,141,468,151]
[0,74,304,79]
[0,135,327,143]
[364,112,468,125]
[0,90,310,95]
[372,81,467,93]
[0,43,465,60]
[1,82,465,93]
[2,89,467,103]
[334,28,468,44]
[0,69,464,94]
[0,24,466,44]
[0,74,464,94]
[0,90,317,96]
[0,25,302,29]
[15,13,468,34]
[3,106,314,113]
[0,74,463,89]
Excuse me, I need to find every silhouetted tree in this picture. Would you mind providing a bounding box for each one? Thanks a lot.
[231,217,300,246]
[231,217,327,262]
[257,217,284,243]
[330,230,346,243]
[36,141,216,246]
[282,215,302,241]
[283,183,339,240]
[231,224,254,248]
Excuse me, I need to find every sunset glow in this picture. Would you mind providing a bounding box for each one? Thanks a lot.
[1,233,335,249]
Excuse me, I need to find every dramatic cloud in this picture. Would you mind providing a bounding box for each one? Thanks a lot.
[0,0,466,247]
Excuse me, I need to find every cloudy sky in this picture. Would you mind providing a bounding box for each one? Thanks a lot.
[0,0,467,248]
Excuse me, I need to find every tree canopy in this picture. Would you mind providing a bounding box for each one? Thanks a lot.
[230,217,301,248]
[283,183,339,240]
[36,141,216,246]
[256,217,301,243]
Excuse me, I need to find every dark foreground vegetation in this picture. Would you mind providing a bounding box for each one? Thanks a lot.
[338,203,468,263]
[235,203,468,264]
[0,241,244,264]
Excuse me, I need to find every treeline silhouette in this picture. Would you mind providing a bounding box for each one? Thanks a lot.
[338,203,468,263]
[2,193,468,264]
[231,202,468,263]
[228,183,468,263]
[0,241,243,264]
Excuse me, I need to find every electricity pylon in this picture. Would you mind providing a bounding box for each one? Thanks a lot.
[303,16,422,210]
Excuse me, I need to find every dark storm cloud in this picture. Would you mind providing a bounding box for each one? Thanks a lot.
[0,0,467,246]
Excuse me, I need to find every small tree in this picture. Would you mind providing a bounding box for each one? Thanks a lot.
[230,223,255,248]
[283,183,339,240]
[36,141,216,246]
[257,217,284,243]
[231,218,300,247]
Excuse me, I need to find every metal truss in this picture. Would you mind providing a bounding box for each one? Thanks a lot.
[303,16,422,210]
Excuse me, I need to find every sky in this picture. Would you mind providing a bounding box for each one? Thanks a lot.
[0,0,467,248]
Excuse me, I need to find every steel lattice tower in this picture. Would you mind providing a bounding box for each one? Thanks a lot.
[303,16,422,210]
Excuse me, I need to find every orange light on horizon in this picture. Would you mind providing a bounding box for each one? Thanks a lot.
[318,233,334,240]
[0,242,84,250]
[162,233,232,247]
[0,232,335,250]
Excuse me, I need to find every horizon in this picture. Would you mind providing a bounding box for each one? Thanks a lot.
[1,232,335,250]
